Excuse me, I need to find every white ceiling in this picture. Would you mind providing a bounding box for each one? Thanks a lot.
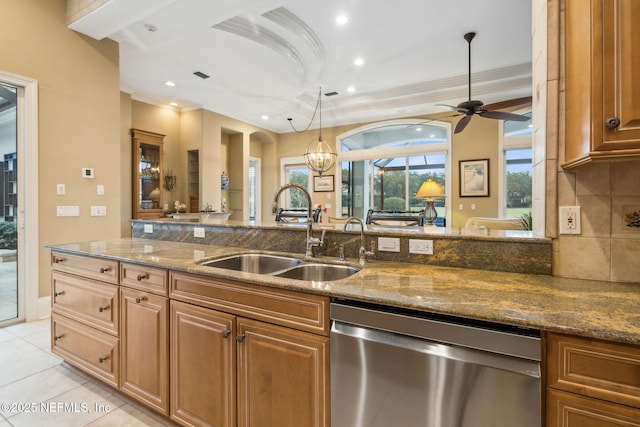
[70,0,532,134]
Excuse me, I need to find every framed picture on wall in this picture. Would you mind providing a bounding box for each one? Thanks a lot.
[313,175,334,192]
[459,159,489,197]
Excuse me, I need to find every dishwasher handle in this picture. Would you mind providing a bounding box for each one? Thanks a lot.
[332,321,541,379]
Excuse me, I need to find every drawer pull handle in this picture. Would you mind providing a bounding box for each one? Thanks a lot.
[54,334,64,342]
[98,305,110,312]
[54,291,65,297]
[136,273,149,281]
[53,257,65,263]
[221,330,231,338]
[100,267,111,273]
[98,356,109,363]
[135,296,147,303]
[236,334,245,342]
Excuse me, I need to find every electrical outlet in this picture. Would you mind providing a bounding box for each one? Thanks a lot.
[144,224,153,233]
[194,227,205,238]
[559,206,581,234]
[409,239,433,255]
[56,184,65,195]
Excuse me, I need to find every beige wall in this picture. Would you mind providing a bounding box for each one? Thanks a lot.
[1,0,121,298]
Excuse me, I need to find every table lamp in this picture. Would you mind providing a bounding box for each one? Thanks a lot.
[416,179,445,226]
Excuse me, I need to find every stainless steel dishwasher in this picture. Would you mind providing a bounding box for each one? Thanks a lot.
[331,301,541,427]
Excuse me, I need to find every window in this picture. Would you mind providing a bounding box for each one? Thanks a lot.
[501,113,533,219]
[337,120,450,221]
[280,158,310,209]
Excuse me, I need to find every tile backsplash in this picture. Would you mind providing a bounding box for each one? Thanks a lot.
[554,161,640,283]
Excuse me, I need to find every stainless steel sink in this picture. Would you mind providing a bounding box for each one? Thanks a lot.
[274,263,360,282]
[199,253,304,274]
[198,253,361,282]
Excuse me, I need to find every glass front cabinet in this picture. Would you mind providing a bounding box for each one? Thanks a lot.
[132,129,165,219]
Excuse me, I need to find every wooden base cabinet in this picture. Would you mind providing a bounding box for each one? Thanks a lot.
[546,332,640,426]
[120,288,169,415]
[237,317,329,427]
[170,300,236,427]
[547,389,640,427]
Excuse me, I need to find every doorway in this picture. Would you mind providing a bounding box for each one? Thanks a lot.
[0,83,19,324]
[0,71,38,327]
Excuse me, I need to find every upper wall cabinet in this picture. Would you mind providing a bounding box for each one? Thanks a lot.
[132,129,164,219]
[564,0,640,168]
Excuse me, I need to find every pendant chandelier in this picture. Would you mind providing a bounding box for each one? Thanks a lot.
[288,87,337,176]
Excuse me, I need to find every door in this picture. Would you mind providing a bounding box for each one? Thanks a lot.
[120,288,169,414]
[237,317,329,427]
[0,83,19,325]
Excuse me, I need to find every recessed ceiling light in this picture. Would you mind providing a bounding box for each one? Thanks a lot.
[165,81,176,87]
[336,14,348,25]
[347,86,355,93]
[354,58,364,67]
[170,102,178,107]
[429,134,436,138]
[416,127,422,132]
[261,115,269,120]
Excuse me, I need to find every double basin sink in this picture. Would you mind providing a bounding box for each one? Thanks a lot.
[199,253,360,282]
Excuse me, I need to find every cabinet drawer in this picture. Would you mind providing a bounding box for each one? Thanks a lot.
[547,389,640,427]
[547,332,640,409]
[121,262,168,296]
[52,271,119,335]
[170,271,330,336]
[51,313,119,388]
[51,252,118,284]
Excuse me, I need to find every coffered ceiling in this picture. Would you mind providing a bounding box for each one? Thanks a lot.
[69,0,532,133]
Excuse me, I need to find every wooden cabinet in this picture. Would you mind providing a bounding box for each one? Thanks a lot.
[120,287,169,414]
[564,0,640,168]
[237,317,329,427]
[170,272,330,427]
[132,128,165,219]
[546,332,640,426]
[50,251,120,387]
[171,300,236,427]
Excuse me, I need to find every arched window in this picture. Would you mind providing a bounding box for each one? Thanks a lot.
[336,120,451,223]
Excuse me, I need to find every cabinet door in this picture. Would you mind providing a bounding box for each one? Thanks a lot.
[131,128,164,219]
[237,317,329,427]
[547,389,640,427]
[170,300,236,427]
[565,0,640,166]
[120,288,169,414]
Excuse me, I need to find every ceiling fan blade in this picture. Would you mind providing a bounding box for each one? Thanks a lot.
[480,110,530,122]
[481,96,532,111]
[435,104,459,111]
[454,115,473,134]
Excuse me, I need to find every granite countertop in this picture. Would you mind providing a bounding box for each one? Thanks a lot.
[47,238,640,346]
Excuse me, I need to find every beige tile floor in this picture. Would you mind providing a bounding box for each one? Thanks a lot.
[0,319,176,426]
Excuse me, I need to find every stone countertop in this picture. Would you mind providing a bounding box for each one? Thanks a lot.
[47,238,640,345]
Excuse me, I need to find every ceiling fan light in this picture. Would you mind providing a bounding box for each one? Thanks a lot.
[304,136,337,176]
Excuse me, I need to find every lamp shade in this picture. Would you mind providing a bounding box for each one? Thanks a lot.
[416,179,445,199]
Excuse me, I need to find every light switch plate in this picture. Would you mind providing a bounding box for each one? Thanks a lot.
[56,206,79,217]
[97,185,105,195]
[378,237,400,252]
[90,206,107,216]
[194,227,205,238]
[56,184,65,195]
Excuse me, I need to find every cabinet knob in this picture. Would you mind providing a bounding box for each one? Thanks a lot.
[605,117,620,129]
[221,329,231,338]
[98,305,110,312]
[135,296,147,303]
[236,334,245,342]
[136,273,149,281]
[98,356,109,363]
[100,267,111,274]
[54,291,65,297]
[54,334,64,342]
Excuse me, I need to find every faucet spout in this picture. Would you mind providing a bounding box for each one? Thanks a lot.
[272,183,322,257]
[343,217,374,265]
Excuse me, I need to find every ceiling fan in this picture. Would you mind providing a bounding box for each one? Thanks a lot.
[437,32,532,134]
